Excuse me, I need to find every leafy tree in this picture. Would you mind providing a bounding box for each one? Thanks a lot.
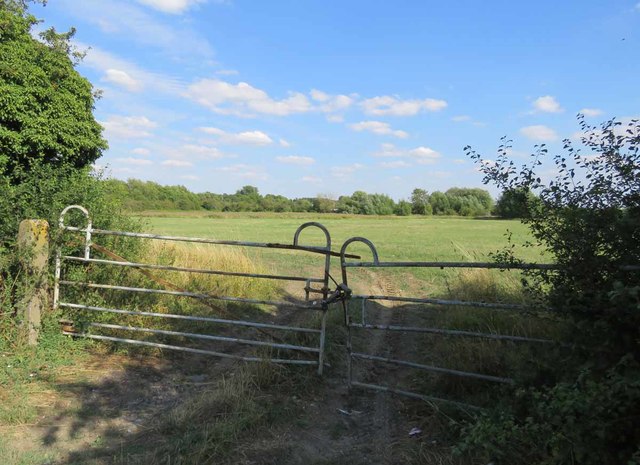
[494,187,539,218]
[394,200,412,216]
[0,0,107,178]
[313,195,336,213]
[445,187,494,216]
[370,193,395,215]
[350,191,374,215]
[292,198,313,212]
[200,192,224,211]
[459,116,640,465]
[428,191,450,215]
[261,194,292,212]
[336,195,358,214]
[410,188,430,215]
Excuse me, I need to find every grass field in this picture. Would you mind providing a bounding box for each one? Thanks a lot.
[137,211,541,261]
[135,211,547,298]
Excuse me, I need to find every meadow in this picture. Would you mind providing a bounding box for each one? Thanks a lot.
[135,211,546,299]
[136,211,540,262]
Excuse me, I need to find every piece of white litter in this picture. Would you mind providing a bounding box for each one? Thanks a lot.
[409,427,422,437]
[337,408,363,416]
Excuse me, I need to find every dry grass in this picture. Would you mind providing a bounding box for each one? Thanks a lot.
[120,361,296,465]
[66,239,281,330]
[147,240,277,300]
[413,268,563,405]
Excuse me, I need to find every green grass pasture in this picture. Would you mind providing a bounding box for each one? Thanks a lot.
[135,212,546,297]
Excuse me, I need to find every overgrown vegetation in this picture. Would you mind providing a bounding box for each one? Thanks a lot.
[457,116,640,464]
[0,0,134,422]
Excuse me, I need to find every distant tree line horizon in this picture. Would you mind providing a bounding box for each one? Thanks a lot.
[103,178,529,218]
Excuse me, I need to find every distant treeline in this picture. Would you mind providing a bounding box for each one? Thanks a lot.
[104,179,496,216]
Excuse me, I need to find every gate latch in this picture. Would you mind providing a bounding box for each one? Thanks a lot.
[322,283,352,307]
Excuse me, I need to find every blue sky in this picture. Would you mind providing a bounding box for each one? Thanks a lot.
[31,0,640,199]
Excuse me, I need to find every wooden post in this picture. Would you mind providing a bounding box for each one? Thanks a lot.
[18,219,49,346]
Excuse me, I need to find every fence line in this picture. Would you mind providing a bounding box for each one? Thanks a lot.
[339,236,558,408]
[54,205,638,409]
[55,205,340,374]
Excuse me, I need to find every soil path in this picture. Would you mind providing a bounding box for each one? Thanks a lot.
[5,274,452,465]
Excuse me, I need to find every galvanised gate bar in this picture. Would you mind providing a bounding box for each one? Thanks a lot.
[338,236,560,409]
[54,205,359,375]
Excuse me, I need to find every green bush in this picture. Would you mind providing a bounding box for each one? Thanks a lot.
[0,162,141,352]
[460,116,640,463]
[459,117,640,465]
[456,356,640,465]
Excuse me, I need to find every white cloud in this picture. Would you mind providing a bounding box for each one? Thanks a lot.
[409,146,441,164]
[179,144,225,159]
[100,115,157,139]
[279,138,291,147]
[520,125,559,142]
[162,159,193,167]
[115,157,153,166]
[136,0,205,14]
[82,44,184,95]
[451,115,471,122]
[349,121,408,138]
[379,160,411,168]
[310,89,330,102]
[453,159,466,164]
[361,95,447,116]
[216,69,239,76]
[186,79,312,116]
[330,163,364,178]
[103,69,142,92]
[313,92,354,113]
[131,147,151,156]
[532,95,563,113]
[112,167,137,175]
[180,174,200,180]
[301,175,322,185]
[199,127,273,146]
[64,0,214,61]
[580,108,603,117]
[186,81,355,117]
[276,155,315,166]
[326,114,345,123]
[216,164,268,180]
[372,143,441,164]
[372,143,404,157]
[91,163,106,173]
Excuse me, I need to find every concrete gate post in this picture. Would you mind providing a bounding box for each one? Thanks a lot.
[18,219,50,346]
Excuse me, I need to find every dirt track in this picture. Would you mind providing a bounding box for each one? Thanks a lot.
[5,275,454,465]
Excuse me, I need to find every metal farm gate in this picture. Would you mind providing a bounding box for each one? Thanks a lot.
[55,204,587,409]
[338,236,560,409]
[54,205,358,375]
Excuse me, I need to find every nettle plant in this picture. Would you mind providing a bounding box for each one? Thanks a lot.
[466,116,640,359]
